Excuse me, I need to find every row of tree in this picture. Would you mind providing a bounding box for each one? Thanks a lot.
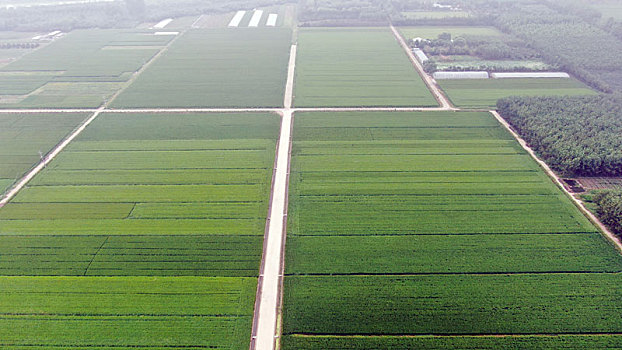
[497,95,622,177]
[460,0,622,92]
[0,42,39,49]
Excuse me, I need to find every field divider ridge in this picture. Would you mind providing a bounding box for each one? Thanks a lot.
[490,110,622,253]
[389,24,455,110]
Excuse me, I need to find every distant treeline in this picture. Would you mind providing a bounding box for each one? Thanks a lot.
[497,95,622,177]
[0,0,290,31]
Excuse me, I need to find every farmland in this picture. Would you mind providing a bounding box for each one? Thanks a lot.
[282,111,622,348]
[0,276,256,349]
[0,29,172,108]
[0,113,88,194]
[112,28,292,108]
[438,78,596,108]
[0,113,278,274]
[0,112,279,348]
[0,3,621,348]
[293,28,437,107]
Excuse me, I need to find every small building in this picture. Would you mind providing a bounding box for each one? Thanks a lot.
[433,3,453,9]
[491,72,570,79]
[433,71,489,79]
[412,48,429,63]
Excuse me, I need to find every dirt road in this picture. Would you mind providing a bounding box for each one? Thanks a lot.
[390,25,455,110]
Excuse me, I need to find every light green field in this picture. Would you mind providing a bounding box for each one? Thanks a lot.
[294,27,437,107]
[0,277,255,349]
[0,112,278,348]
[438,78,597,108]
[0,113,88,194]
[400,26,503,39]
[0,113,278,275]
[112,28,292,108]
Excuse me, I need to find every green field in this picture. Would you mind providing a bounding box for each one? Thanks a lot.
[400,26,503,40]
[0,112,278,348]
[0,113,88,194]
[438,78,597,108]
[0,277,255,349]
[282,111,622,348]
[0,113,278,275]
[285,274,622,334]
[0,30,172,108]
[293,28,437,107]
[283,334,622,349]
[112,28,292,108]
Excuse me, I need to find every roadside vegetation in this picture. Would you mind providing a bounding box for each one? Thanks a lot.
[591,190,622,235]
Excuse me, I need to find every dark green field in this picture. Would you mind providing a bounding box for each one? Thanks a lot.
[294,28,437,107]
[282,111,622,349]
[112,28,292,108]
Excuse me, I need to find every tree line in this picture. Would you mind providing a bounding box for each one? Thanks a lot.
[497,95,622,177]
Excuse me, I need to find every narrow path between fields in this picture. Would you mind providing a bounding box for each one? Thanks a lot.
[250,44,296,350]
[490,110,622,253]
[390,24,455,111]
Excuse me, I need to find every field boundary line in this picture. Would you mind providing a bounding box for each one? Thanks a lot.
[290,332,622,338]
[0,107,455,114]
[0,106,105,208]
[389,25,455,111]
[490,110,622,253]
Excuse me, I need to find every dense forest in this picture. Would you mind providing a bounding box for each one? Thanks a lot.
[497,95,622,177]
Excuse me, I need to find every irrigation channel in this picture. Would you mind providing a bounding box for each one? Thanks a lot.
[0,27,620,350]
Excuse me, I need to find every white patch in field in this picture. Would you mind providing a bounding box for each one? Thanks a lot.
[228,11,246,27]
[248,10,264,27]
[266,13,278,26]
[154,32,179,36]
[152,18,173,29]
